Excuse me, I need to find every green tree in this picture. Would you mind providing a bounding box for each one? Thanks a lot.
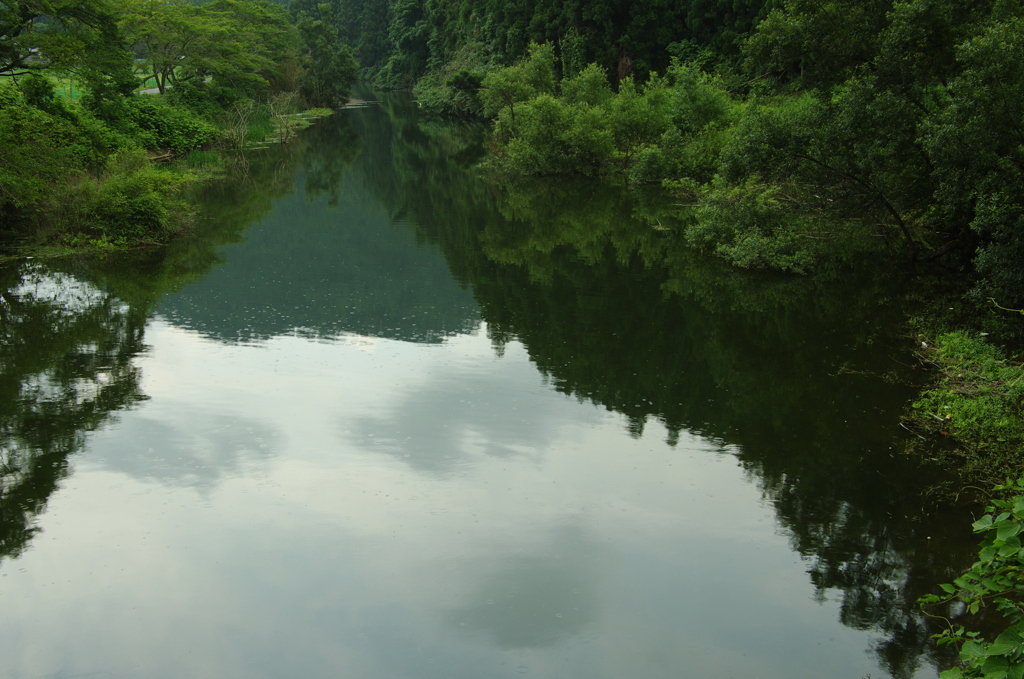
[923,13,1024,306]
[0,0,124,77]
[481,42,556,131]
[295,4,358,107]
[117,0,297,97]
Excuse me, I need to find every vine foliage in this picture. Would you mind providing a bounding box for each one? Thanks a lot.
[922,481,1024,679]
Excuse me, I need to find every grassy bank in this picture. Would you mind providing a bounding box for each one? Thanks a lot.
[904,289,1024,490]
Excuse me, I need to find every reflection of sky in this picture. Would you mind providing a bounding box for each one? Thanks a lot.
[347,351,593,475]
[87,407,277,491]
[0,321,928,679]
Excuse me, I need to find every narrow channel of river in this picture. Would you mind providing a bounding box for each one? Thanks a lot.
[0,93,976,678]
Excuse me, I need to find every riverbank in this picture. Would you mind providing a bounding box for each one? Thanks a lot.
[904,291,1024,492]
[0,77,337,256]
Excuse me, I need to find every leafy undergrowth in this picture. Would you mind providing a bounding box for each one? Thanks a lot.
[909,331,1024,485]
[921,480,1024,679]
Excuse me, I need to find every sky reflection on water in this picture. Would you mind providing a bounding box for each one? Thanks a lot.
[0,320,900,679]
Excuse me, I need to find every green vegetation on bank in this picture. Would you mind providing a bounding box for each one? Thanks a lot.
[909,331,1024,486]
[0,0,357,249]
[922,480,1024,679]
[473,2,1024,311]
[296,0,771,115]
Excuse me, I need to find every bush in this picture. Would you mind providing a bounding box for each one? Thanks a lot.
[0,84,88,213]
[126,97,219,153]
[86,147,191,241]
[920,480,1024,679]
[687,178,820,273]
[165,81,226,119]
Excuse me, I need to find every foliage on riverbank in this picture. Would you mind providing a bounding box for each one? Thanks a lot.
[921,480,1024,679]
[908,326,1024,487]
[0,0,356,251]
[460,1,1024,311]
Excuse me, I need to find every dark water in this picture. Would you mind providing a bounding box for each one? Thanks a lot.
[0,94,978,679]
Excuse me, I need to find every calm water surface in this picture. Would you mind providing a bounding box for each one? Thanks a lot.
[0,94,975,679]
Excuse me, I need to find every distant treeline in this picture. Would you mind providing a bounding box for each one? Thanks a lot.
[300,0,772,96]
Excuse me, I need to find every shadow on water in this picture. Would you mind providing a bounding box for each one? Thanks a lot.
[0,93,979,677]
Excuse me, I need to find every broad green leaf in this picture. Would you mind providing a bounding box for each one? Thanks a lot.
[964,640,988,660]
[981,654,1010,679]
[989,628,1022,655]
[998,522,1024,541]
[999,536,1022,556]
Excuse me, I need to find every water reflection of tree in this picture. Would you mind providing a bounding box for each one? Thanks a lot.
[0,265,147,563]
[349,96,969,678]
[81,115,360,314]
[0,117,361,564]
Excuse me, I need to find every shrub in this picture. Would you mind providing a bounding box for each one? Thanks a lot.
[687,177,820,273]
[126,97,219,153]
[165,81,225,119]
[86,147,191,241]
[0,85,86,212]
[921,479,1024,679]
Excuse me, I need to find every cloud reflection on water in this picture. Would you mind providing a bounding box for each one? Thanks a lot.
[344,339,597,476]
[85,408,279,490]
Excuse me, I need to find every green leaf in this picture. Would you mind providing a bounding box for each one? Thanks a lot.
[964,640,989,661]
[999,536,1022,556]
[998,522,1024,541]
[941,583,958,594]
[981,654,1010,679]
[989,628,1023,655]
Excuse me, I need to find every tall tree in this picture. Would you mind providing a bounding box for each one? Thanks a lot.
[116,0,297,95]
[295,4,358,107]
[1,0,124,76]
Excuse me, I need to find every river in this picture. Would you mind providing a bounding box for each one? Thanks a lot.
[0,92,976,679]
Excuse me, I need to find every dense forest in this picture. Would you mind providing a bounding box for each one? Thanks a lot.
[308,0,1024,309]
